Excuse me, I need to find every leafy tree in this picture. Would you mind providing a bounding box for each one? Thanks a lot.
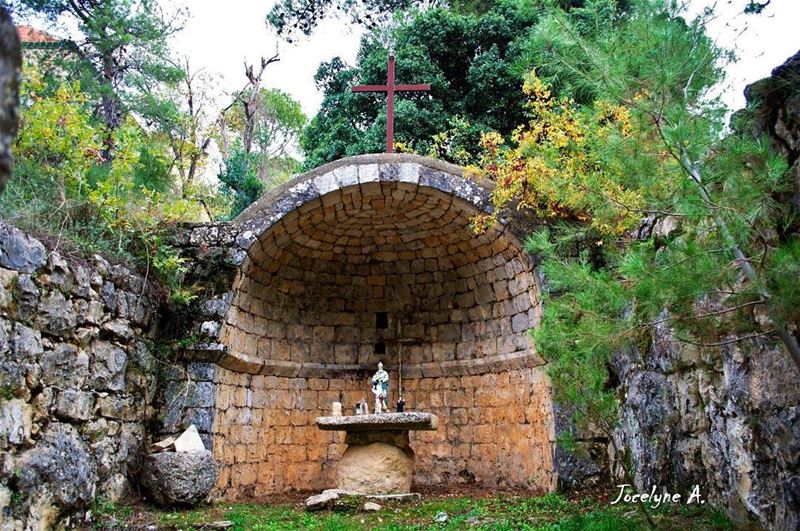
[473,0,800,461]
[144,58,219,200]
[266,0,600,37]
[2,61,225,285]
[301,1,542,168]
[11,0,185,138]
[216,58,307,217]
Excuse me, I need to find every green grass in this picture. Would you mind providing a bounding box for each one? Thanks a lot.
[145,492,735,531]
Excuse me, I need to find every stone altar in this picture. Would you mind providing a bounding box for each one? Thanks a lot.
[316,412,438,494]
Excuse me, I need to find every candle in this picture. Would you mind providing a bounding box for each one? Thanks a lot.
[332,402,342,416]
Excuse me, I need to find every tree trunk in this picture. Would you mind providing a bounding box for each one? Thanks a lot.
[0,6,21,193]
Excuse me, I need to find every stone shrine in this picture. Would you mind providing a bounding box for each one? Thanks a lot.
[173,153,556,499]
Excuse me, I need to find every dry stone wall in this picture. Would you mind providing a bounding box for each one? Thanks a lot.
[0,222,160,529]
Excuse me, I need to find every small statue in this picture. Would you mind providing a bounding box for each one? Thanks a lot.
[371,361,389,414]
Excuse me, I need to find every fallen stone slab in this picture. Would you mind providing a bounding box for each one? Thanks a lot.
[199,521,233,529]
[174,424,206,453]
[149,436,175,453]
[365,493,421,502]
[140,449,218,507]
[306,489,422,511]
[306,491,339,511]
[362,502,381,511]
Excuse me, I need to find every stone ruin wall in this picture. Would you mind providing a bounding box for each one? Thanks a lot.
[0,222,160,529]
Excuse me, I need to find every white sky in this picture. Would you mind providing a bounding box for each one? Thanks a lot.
[170,1,364,118]
[167,0,800,118]
[16,0,800,128]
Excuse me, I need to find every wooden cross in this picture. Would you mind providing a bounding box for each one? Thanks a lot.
[352,53,431,153]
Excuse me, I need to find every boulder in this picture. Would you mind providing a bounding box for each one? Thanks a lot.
[140,450,218,507]
[336,442,414,495]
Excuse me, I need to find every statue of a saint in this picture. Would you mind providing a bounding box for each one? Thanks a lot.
[371,362,389,414]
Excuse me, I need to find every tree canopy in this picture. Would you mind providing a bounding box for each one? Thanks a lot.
[300,0,542,168]
[11,0,185,135]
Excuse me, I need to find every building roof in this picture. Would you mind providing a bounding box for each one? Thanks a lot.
[17,25,59,44]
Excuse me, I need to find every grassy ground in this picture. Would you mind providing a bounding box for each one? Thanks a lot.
[97,490,738,531]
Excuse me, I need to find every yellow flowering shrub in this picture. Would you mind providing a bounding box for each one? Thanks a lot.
[469,73,643,236]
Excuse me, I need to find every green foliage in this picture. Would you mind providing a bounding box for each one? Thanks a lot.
[11,0,186,132]
[217,145,266,219]
[1,62,216,287]
[301,1,541,168]
[216,87,306,217]
[475,0,800,439]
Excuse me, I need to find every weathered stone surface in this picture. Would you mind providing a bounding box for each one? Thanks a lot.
[90,340,127,391]
[36,289,77,334]
[0,398,32,448]
[41,343,89,388]
[17,423,97,508]
[140,450,219,507]
[54,389,95,421]
[0,222,46,273]
[337,442,414,495]
[0,224,161,529]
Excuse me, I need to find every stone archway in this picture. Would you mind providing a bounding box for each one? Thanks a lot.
[208,154,555,498]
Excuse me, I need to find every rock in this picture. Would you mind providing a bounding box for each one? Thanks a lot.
[40,343,89,388]
[199,295,230,318]
[90,340,127,391]
[0,398,32,448]
[96,394,135,420]
[149,435,176,453]
[363,502,381,511]
[11,323,42,360]
[36,290,77,334]
[0,266,16,308]
[54,389,95,421]
[199,320,220,339]
[203,521,234,529]
[100,473,129,502]
[306,490,340,511]
[173,424,206,453]
[435,511,448,523]
[0,222,46,273]
[336,442,414,495]
[140,450,218,507]
[102,318,134,341]
[83,300,104,325]
[16,423,97,508]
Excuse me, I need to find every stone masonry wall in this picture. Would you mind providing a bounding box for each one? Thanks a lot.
[162,156,557,499]
[208,366,554,499]
[0,222,160,529]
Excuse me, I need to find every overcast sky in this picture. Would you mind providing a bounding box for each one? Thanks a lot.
[17,1,800,120]
[167,0,800,118]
